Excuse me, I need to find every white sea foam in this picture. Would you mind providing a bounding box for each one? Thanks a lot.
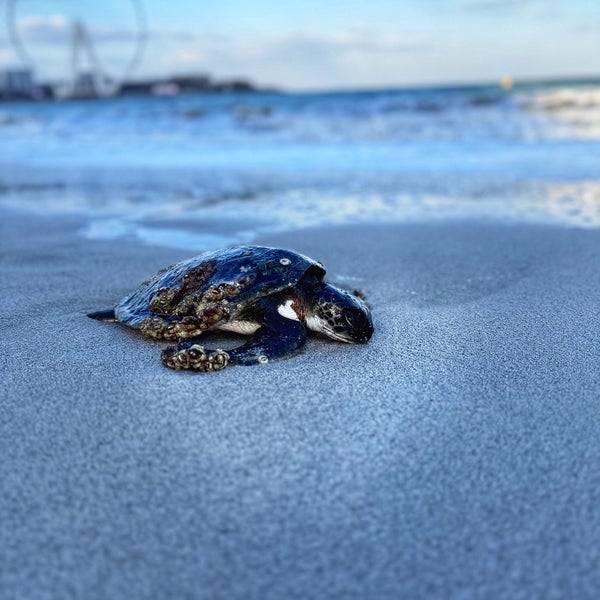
[524,87,600,110]
[518,86,600,140]
[71,179,600,251]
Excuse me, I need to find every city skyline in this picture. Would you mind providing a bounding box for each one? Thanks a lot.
[0,0,599,91]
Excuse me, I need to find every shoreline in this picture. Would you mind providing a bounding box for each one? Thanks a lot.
[1,207,599,599]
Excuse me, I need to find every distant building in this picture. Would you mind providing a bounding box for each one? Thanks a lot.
[152,82,180,97]
[213,79,256,93]
[0,68,34,99]
[118,74,258,98]
[168,75,213,93]
[119,80,155,96]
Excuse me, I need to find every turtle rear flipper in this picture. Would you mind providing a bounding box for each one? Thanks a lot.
[161,300,308,371]
[87,308,117,322]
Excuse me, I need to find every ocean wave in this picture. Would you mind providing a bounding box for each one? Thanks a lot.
[3,164,600,250]
[0,82,599,164]
[522,86,600,110]
[0,113,29,126]
[516,86,600,140]
[375,89,505,113]
[75,177,600,251]
[178,106,206,120]
[1,82,598,251]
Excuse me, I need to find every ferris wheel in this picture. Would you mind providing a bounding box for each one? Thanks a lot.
[6,0,147,98]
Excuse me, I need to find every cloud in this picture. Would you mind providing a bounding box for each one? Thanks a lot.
[17,14,70,43]
[16,14,191,45]
[459,0,546,8]
[10,16,427,87]
[458,0,552,19]
[168,28,427,66]
[157,27,429,89]
[269,29,427,57]
[0,50,15,65]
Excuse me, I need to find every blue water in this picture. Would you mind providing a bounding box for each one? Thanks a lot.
[1,81,600,248]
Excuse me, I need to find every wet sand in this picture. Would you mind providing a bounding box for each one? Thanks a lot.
[1,208,599,599]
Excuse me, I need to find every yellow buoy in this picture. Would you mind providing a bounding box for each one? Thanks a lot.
[500,75,514,90]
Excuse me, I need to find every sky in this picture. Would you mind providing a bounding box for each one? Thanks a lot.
[0,0,599,90]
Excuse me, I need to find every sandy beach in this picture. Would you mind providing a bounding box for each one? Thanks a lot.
[1,207,599,599]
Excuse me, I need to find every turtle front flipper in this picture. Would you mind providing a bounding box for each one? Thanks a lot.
[161,308,308,371]
[161,343,230,372]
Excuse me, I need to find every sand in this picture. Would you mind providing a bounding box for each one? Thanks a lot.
[1,207,599,599]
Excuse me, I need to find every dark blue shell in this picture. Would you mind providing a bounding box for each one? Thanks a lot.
[115,246,326,327]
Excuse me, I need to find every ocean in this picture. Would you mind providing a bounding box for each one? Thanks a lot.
[1,80,599,249]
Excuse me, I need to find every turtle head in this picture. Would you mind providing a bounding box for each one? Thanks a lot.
[306,283,373,344]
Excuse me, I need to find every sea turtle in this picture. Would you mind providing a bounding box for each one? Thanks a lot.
[88,245,373,372]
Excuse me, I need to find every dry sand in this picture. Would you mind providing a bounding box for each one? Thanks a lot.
[1,207,599,599]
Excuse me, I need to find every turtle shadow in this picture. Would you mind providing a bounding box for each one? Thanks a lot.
[113,323,249,351]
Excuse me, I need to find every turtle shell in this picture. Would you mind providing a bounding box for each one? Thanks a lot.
[115,246,326,329]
